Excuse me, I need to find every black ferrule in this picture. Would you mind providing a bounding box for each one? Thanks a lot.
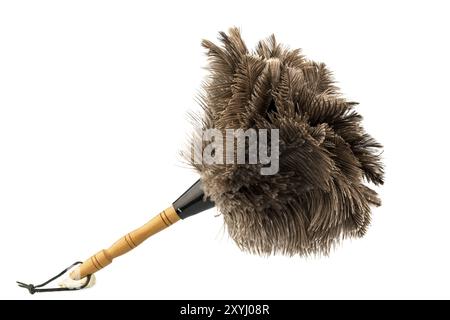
[172,179,214,219]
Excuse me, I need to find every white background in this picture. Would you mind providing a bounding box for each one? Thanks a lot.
[1,0,449,300]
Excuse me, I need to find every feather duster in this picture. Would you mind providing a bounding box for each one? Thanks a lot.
[18,28,386,293]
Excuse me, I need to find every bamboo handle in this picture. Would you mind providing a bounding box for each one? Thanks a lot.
[70,206,180,280]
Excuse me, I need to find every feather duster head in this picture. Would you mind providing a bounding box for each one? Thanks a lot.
[188,27,384,256]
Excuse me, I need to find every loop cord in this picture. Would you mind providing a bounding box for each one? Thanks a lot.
[17,261,92,294]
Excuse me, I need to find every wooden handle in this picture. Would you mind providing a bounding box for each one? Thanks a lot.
[70,206,180,280]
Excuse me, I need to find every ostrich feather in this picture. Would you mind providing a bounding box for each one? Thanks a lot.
[188,27,384,256]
